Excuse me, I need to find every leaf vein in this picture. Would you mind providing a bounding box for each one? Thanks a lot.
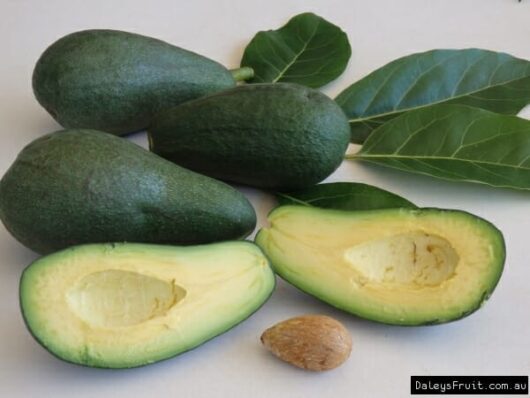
[272,19,321,83]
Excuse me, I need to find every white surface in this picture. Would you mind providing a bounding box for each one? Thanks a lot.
[0,0,529,397]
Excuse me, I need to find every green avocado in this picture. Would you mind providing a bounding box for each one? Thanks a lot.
[20,241,275,368]
[0,129,256,254]
[32,29,244,135]
[256,206,505,325]
[148,83,351,190]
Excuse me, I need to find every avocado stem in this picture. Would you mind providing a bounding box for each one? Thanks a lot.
[230,67,254,82]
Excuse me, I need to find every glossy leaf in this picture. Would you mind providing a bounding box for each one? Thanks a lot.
[277,182,416,210]
[240,12,351,88]
[336,49,530,143]
[349,104,530,190]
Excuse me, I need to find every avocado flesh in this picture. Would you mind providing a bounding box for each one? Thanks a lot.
[0,129,256,254]
[256,206,505,325]
[20,242,275,368]
[32,29,236,135]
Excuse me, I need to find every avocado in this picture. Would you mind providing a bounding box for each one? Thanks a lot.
[256,206,505,325]
[0,129,256,254]
[20,241,275,368]
[148,83,350,190]
[32,29,244,135]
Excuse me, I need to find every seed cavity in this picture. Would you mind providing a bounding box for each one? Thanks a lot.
[344,231,459,287]
[67,269,186,328]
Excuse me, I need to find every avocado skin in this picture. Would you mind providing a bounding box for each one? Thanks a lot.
[0,130,256,254]
[32,30,235,135]
[148,83,351,190]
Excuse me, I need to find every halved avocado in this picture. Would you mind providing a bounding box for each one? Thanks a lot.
[20,242,275,368]
[255,206,505,325]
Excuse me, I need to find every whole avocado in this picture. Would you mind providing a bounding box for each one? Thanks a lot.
[148,83,351,190]
[0,130,256,254]
[32,30,243,135]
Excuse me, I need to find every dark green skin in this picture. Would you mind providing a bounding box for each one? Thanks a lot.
[32,30,236,135]
[0,130,256,254]
[148,83,351,190]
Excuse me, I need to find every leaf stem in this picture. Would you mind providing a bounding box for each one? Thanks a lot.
[230,67,254,82]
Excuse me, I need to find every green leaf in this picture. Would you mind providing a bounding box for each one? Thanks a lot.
[349,104,530,191]
[240,12,351,88]
[277,182,416,210]
[335,49,530,143]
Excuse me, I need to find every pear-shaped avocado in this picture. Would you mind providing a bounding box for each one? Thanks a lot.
[148,83,351,190]
[0,130,256,254]
[32,30,244,135]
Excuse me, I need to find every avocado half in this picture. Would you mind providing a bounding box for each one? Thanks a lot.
[255,206,505,325]
[20,242,275,368]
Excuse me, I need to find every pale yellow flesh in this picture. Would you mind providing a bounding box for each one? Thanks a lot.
[66,269,188,328]
[256,206,504,324]
[21,242,274,367]
[344,231,459,287]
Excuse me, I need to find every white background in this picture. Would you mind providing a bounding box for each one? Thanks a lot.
[1,1,529,397]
